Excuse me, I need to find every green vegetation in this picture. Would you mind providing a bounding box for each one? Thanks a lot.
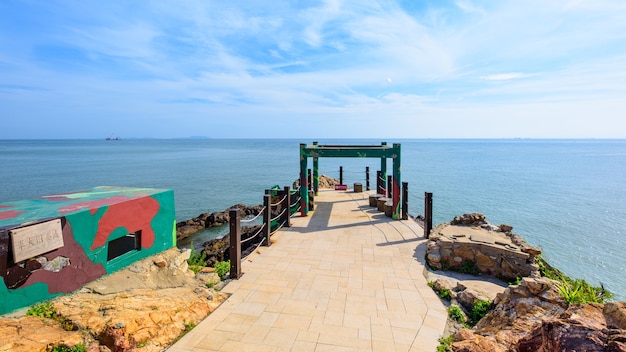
[436,334,454,352]
[27,302,77,331]
[469,300,492,326]
[49,344,87,352]
[27,302,56,319]
[172,321,197,344]
[538,255,613,304]
[447,305,465,324]
[188,243,208,274]
[428,281,452,301]
[458,260,480,276]
[214,260,230,278]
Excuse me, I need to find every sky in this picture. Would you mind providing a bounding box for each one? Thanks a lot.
[1,0,625,139]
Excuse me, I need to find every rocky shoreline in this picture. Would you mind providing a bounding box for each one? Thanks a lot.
[426,213,626,352]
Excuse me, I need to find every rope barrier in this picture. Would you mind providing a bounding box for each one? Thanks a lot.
[271,208,286,222]
[240,207,266,223]
[272,194,287,207]
[291,203,302,214]
[240,224,266,244]
[290,195,302,208]
[271,221,285,235]
[242,237,266,261]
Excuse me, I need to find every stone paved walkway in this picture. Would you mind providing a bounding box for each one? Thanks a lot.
[168,190,447,352]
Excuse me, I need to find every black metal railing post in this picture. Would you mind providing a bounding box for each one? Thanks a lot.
[229,208,242,279]
[366,167,370,191]
[283,186,291,227]
[339,166,343,185]
[387,175,393,198]
[263,194,271,246]
[376,170,382,194]
[402,182,408,220]
[424,192,433,238]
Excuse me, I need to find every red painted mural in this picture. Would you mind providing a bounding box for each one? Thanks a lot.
[90,197,161,250]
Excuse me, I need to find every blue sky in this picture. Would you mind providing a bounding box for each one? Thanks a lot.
[1,0,625,139]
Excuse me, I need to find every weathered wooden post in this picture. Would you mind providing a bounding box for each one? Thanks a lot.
[339,166,343,185]
[376,170,382,194]
[424,192,433,238]
[366,166,370,191]
[263,195,271,246]
[283,186,291,227]
[402,182,408,220]
[229,208,242,279]
[387,175,393,199]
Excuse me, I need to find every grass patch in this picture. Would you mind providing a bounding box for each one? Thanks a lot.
[49,344,87,352]
[538,255,613,304]
[27,302,77,331]
[436,334,454,352]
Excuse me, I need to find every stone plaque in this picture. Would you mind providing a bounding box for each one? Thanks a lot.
[10,219,64,263]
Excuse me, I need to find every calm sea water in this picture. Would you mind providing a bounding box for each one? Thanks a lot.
[1,139,625,299]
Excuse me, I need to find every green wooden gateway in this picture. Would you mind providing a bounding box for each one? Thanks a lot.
[0,186,176,314]
[299,142,402,218]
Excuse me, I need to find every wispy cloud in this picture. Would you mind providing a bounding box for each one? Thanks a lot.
[0,0,625,138]
[481,73,531,81]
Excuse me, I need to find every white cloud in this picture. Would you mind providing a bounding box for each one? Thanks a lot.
[481,73,530,81]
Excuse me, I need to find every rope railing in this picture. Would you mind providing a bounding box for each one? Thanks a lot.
[241,224,266,244]
[242,238,266,261]
[240,207,266,223]
[273,194,287,206]
[271,208,286,222]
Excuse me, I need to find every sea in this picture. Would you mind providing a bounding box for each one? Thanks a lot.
[1,139,625,300]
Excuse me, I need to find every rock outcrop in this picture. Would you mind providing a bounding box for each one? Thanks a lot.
[0,248,228,352]
[451,278,626,351]
[292,174,340,189]
[426,213,541,280]
[176,204,264,241]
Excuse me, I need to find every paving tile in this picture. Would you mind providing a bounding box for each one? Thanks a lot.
[168,190,446,351]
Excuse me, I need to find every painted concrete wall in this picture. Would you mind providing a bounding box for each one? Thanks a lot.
[0,186,176,314]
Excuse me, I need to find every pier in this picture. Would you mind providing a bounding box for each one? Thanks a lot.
[169,189,447,352]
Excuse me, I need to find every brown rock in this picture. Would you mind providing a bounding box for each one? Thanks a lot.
[517,304,607,352]
[606,302,626,329]
[474,251,495,269]
[453,247,475,261]
[0,316,84,352]
[152,255,167,268]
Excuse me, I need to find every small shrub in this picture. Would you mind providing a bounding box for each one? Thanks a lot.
[469,300,492,326]
[447,305,465,324]
[428,281,452,301]
[214,260,230,278]
[438,289,452,301]
[437,334,454,352]
[188,244,208,274]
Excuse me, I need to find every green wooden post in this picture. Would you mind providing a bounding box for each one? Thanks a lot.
[313,141,319,195]
[392,143,401,219]
[299,143,309,216]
